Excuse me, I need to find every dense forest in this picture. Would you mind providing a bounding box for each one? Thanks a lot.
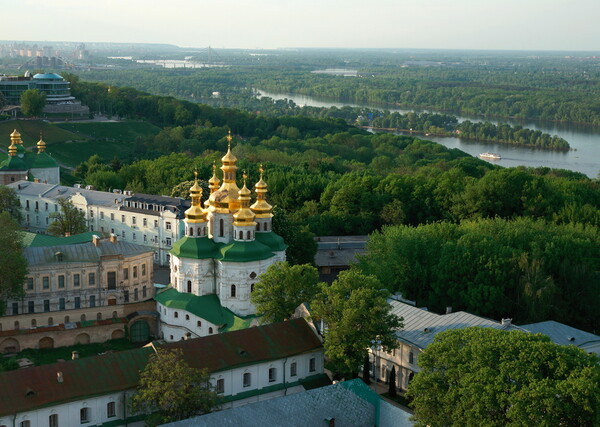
[48,77,600,331]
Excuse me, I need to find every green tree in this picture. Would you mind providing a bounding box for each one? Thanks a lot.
[0,212,27,316]
[311,270,402,378]
[251,262,320,323]
[407,327,600,427]
[272,207,317,265]
[47,198,87,237]
[20,89,46,117]
[0,186,23,223]
[131,348,218,426]
[388,365,397,397]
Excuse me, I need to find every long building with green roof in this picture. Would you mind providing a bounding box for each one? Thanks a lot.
[158,137,287,343]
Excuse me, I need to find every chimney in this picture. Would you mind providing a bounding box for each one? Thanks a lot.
[109,233,117,244]
[57,371,64,383]
[64,232,71,237]
[446,306,452,314]
[34,178,40,183]
[72,351,79,360]
[501,318,512,326]
[92,235,101,246]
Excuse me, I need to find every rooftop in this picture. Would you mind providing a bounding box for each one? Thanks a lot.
[9,181,128,207]
[21,231,97,248]
[521,320,600,350]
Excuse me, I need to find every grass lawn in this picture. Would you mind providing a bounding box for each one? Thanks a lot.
[56,121,161,141]
[49,139,135,166]
[0,120,84,148]
[0,338,140,372]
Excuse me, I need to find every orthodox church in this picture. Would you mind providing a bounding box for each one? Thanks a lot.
[0,129,60,185]
[156,133,287,342]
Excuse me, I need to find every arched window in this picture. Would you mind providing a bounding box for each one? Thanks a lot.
[219,219,224,237]
[64,316,70,323]
[263,222,268,231]
[31,319,36,328]
[48,317,53,325]
[197,320,202,327]
[174,311,179,318]
[97,313,102,320]
[231,285,236,298]
[49,414,58,427]
[187,281,192,293]
[247,230,251,240]
[239,231,243,240]
[189,227,194,236]
[243,372,251,387]
[14,321,19,329]
[185,314,190,321]
[209,327,213,334]
[112,311,118,319]
[256,223,260,231]
[81,314,86,322]
[251,284,255,293]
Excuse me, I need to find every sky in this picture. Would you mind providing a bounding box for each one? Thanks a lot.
[3,0,599,51]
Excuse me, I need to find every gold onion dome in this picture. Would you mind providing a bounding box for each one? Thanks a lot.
[208,132,240,213]
[233,172,256,225]
[184,170,207,223]
[8,141,17,156]
[10,129,21,142]
[208,162,220,191]
[37,134,47,153]
[250,165,273,218]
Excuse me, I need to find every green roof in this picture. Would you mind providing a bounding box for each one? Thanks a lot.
[154,287,256,331]
[31,152,59,168]
[169,236,221,259]
[220,239,275,263]
[0,155,27,171]
[22,231,97,247]
[255,231,288,252]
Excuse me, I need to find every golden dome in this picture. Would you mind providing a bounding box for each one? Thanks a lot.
[10,129,23,145]
[208,133,240,213]
[184,170,207,223]
[37,134,47,153]
[221,131,237,164]
[250,165,273,218]
[208,162,220,188]
[10,129,20,138]
[233,172,256,226]
[8,142,17,157]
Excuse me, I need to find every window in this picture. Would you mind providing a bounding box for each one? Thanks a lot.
[124,290,129,303]
[143,234,147,242]
[247,231,251,240]
[142,286,147,298]
[121,231,125,239]
[238,231,243,240]
[45,202,48,211]
[26,200,30,209]
[12,302,18,315]
[132,216,136,225]
[26,277,34,290]
[90,295,95,308]
[166,238,172,246]
[59,298,65,310]
[154,220,158,228]
[290,362,297,377]
[219,219,224,237]
[43,276,49,289]
[123,268,129,280]
[107,402,116,418]
[251,284,255,293]
[142,264,146,276]
[409,351,414,365]
[243,372,251,388]
[35,201,39,211]
[100,211,104,219]
[309,357,316,372]
[208,327,213,334]
[81,314,86,322]
[31,319,36,328]
[28,301,34,313]
[74,297,81,309]
[197,320,202,327]
[58,275,65,288]
[264,222,268,231]
[46,217,49,225]
[189,227,194,236]
[143,218,147,227]
[74,274,80,287]
[80,407,89,423]
[20,422,30,427]
[185,314,190,320]
[88,273,95,286]
[132,233,136,241]
[65,315,70,323]
[133,266,138,278]
[97,312,102,320]
[48,317,53,325]
[107,271,116,290]
[174,311,179,318]
[268,367,276,383]
[90,210,94,218]
[216,378,224,394]
[231,285,236,298]
[110,213,114,221]
[14,320,19,329]
[121,215,125,223]
[44,300,50,312]
[187,281,192,293]
[166,222,172,230]
[49,414,58,427]
[134,288,139,301]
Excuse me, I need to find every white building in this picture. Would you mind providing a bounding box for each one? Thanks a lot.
[158,136,287,342]
[8,181,190,266]
[0,318,325,427]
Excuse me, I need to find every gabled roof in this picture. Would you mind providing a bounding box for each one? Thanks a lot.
[390,299,522,350]
[0,318,322,416]
[21,231,97,247]
[521,320,600,349]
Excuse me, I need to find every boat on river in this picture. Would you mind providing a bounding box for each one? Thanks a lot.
[479,152,501,160]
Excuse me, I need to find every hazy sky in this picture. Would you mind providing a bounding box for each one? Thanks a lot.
[4,0,599,51]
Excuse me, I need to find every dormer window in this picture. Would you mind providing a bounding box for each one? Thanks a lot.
[55,252,63,262]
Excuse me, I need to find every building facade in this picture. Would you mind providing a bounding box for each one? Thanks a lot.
[158,136,287,342]
[0,234,156,353]
[9,181,189,266]
[0,130,59,185]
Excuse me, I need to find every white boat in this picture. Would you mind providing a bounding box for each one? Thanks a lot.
[479,152,501,160]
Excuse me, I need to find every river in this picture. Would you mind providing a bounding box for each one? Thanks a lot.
[257,90,600,178]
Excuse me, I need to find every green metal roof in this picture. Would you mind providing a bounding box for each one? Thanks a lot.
[220,239,275,263]
[169,236,221,260]
[22,231,97,247]
[31,152,59,168]
[0,155,27,171]
[255,231,287,252]
[155,287,229,327]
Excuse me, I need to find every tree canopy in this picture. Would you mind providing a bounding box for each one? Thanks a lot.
[0,212,27,316]
[0,186,23,223]
[250,262,320,323]
[406,327,600,427]
[311,270,402,378]
[20,89,46,117]
[47,198,87,237]
[131,348,218,426]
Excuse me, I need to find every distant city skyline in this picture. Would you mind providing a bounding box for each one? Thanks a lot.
[4,0,600,51]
